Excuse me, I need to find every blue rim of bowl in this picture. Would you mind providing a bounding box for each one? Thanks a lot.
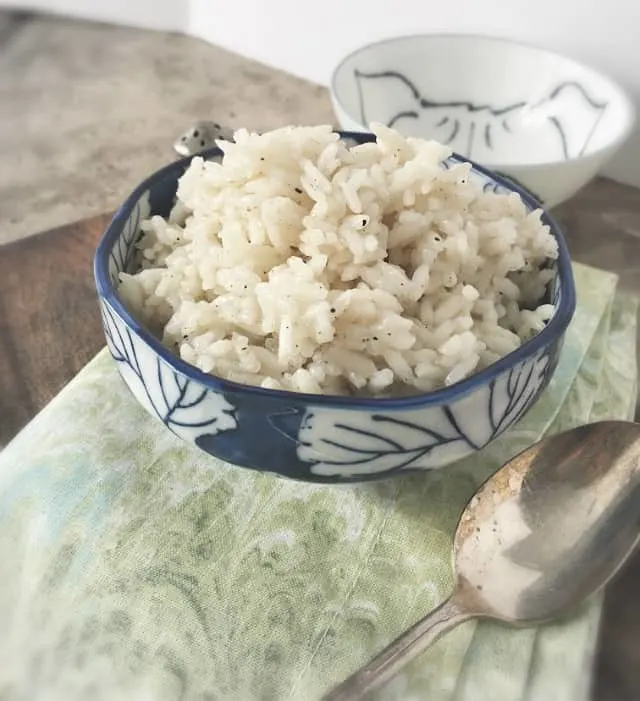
[94,130,576,409]
[330,33,637,170]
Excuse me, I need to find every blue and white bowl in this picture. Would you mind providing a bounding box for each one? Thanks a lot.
[331,35,635,208]
[94,131,576,484]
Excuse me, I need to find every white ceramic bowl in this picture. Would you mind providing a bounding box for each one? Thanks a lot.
[331,34,636,207]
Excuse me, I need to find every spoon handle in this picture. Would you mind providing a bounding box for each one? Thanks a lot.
[322,596,472,701]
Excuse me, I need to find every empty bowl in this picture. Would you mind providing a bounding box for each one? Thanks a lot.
[94,131,575,484]
[331,34,635,207]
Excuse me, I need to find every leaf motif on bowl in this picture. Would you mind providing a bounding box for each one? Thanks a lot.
[100,301,237,441]
[299,347,554,478]
[354,69,608,162]
[487,348,552,439]
[108,190,150,284]
[298,409,470,478]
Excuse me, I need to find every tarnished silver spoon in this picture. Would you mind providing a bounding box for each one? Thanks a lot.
[323,420,640,701]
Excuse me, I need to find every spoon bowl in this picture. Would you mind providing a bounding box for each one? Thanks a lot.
[456,420,640,623]
[324,420,640,700]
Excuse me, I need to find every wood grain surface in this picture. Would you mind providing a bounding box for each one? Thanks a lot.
[0,208,638,700]
[0,213,110,445]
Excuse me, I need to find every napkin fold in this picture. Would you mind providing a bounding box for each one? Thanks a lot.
[0,262,636,701]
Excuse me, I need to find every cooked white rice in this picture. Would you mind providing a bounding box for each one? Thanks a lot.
[118,124,557,396]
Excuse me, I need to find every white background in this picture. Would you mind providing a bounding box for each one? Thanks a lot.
[6,0,640,187]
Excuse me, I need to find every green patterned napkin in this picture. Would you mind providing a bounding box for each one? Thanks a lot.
[0,263,636,701]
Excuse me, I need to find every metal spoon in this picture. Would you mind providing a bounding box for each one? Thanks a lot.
[323,420,640,701]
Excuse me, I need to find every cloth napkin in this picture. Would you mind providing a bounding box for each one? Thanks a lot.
[0,262,637,701]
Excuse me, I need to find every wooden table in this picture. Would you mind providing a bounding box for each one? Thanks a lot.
[1,181,639,699]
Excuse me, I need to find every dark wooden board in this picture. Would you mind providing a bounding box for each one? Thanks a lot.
[0,213,111,445]
[0,210,638,700]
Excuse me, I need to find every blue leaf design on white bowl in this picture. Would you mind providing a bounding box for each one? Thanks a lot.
[101,300,237,442]
[353,70,609,163]
[488,349,551,436]
[94,131,575,482]
[108,190,150,283]
[298,410,468,477]
[298,347,552,478]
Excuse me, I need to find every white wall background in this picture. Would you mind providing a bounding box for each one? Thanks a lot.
[5,0,640,187]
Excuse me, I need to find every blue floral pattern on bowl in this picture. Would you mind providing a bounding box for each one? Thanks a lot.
[94,131,575,483]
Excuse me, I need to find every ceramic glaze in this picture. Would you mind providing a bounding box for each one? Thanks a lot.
[94,131,576,483]
[331,35,635,207]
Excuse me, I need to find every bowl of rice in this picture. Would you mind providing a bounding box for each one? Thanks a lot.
[94,125,575,483]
